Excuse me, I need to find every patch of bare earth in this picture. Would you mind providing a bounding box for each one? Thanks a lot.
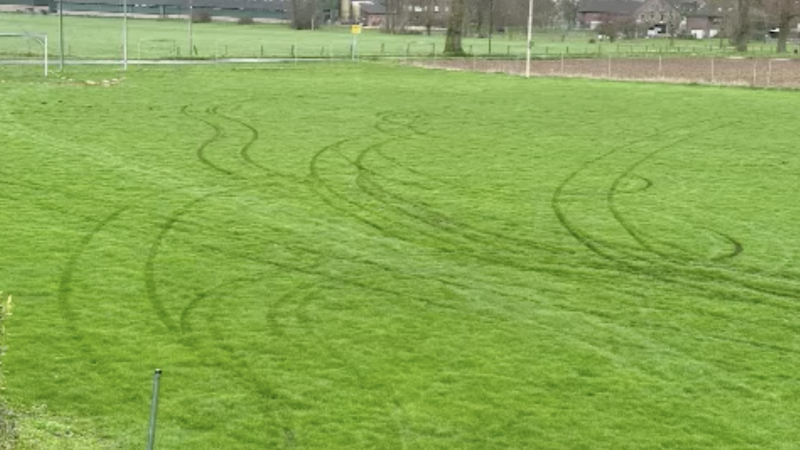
[411,57,800,89]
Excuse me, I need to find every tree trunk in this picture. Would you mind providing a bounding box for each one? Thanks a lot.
[777,13,791,52]
[445,0,467,55]
[734,0,750,52]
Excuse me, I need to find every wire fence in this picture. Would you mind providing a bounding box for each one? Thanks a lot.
[409,55,800,89]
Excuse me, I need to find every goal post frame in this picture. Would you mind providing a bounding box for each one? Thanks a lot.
[0,32,49,77]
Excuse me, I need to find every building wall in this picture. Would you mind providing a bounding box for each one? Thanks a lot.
[635,0,678,24]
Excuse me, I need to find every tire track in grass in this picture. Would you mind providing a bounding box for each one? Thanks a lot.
[354,113,627,277]
[213,109,303,183]
[308,138,419,235]
[355,144,571,256]
[607,121,737,260]
[185,277,298,447]
[180,105,236,177]
[367,111,586,255]
[291,286,410,449]
[144,189,233,332]
[313,138,567,278]
[551,122,714,261]
[603,122,800,301]
[369,111,646,255]
[553,123,800,312]
[58,206,130,338]
[308,124,622,284]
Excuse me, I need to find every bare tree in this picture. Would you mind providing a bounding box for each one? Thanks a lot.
[559,0,579,29]
[732,0,752,51]
[764,0,800,52]
[445,0,467,54]
[291,0,317,29]
[383,0,410,33]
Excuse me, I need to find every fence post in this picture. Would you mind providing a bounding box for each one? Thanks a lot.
[658,55,662,79]
[752,59,757,86]
[260,44,264,57]
[711,57,715,83]
[560,52,564,74]
[767,59,772,87]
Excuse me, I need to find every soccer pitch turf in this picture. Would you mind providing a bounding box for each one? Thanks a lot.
[1,63,800,449]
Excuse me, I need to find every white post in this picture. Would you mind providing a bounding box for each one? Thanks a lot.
[43,35,48,77]
[58,0,64,70]
[122,0,128,70]
[188,0,193,56]
[525,0,533,78]
[658,55,662,79]
[767,59,772,87]
[711,57,715,83]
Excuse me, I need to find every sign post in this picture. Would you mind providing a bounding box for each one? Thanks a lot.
[351,24,361,61]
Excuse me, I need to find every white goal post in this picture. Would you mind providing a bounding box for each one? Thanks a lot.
[0,32,49,77]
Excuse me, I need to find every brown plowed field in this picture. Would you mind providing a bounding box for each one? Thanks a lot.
[411,57,800,88]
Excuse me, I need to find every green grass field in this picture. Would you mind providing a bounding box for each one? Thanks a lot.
[2,63,800,449]
[0,12,790,60]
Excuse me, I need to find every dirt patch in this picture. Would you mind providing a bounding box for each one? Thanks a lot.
[411,57,800,89]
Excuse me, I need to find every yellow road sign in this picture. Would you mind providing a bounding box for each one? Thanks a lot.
[351,24,362,35]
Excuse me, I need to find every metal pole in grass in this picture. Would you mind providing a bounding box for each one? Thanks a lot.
[187,0,193,57]
[122,0,128,71]
[43,35,48,77]
[146,369,162,450]
[58,0,64,70]
[525,0,533,78]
